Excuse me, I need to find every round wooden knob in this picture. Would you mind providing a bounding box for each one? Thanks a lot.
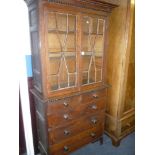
[91,118,97,124]
[63,102,69,107]
[64,146,69,152]
[91,104,97,110]
[63,114,69,120]
[90,132,96,138]
[64,130,70,135]
[93,94,98,98]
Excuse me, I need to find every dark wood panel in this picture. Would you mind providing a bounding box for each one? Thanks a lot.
[27,77,40,154]
[49,126,104,155]
[36,111,48,151]
[48,111,105,144]
[47,100,105,128]
[29,1,43,93]
[120,114,135,136]
[47,93,106,114]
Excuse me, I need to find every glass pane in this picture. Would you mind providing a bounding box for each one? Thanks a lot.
[49,55,61,75]
[65,53,76,73]
[82,72,88,84]
[59,59,68,88]
[65,34,75,51]
[94,35,104,52]
[98,19,104,34]
[81,16,105,85]
[48,33,61,52]
[82,34,90,51]
[68,15,76,32]
[89,59,95,83]
[81,55,91,71]
[95,53,102,68]
[57,13,67,31]
[82,17,90,33]
[48,12,56,29]
[50,76,58,91]
[47,12,77,91]
[59,34,66,51]
[91,18,98,34]
[69,74,76,86]
[96,69,102,82]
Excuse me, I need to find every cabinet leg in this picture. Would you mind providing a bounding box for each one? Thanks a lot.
[99,137,103,145]
[112,139,121,147]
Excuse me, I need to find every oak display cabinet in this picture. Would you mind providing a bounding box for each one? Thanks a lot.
[25,0,119,154]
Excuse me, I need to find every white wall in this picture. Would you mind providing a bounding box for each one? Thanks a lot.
[0,1,33,155]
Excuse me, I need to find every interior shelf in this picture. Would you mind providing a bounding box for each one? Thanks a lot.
[48,29,76,34]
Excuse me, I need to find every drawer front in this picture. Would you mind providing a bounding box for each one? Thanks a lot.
[47,99,105,128]
[80,89,106,103]
[47,89,106,114]
[49,126,104,155]
[49,111,105,144]
[121,114,135,135]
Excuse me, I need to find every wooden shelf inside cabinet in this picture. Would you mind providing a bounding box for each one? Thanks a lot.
[48,29,76,34]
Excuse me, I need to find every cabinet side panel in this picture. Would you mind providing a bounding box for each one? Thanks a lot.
[35,97,48,154]
[106,0,129,117]
[122,4,135,114]
[28,1,42,93]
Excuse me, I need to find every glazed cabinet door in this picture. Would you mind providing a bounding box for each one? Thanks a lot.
[45,10,79,96]
[43,6,107,97]
[80,14,106,90]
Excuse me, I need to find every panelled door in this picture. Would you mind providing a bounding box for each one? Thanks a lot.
[44,8,106,96]
[45,9,79,96]
[80,14,106,90]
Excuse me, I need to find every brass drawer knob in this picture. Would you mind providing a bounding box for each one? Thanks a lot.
[64,130,70,135]
[90,132,96,138]
[91,104,97,110]
[63,102,69,107]
[64,146,69,152]
[93,94,98,98]
[91,118,97,124]
[63,114,69,120]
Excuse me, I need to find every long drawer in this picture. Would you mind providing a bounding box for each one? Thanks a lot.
[47,89,106,114]
[49,126,104,155]
[48,111,105,144]
[47,99,105,128]
[121,114,135,136]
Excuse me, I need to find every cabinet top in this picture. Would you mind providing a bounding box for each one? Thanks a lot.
[24,0,119,12]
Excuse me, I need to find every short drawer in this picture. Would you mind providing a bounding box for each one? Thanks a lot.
[47,99,105,128]
[49,126,104,155]
[80,89,106,103]
[47,95,82,114]
[48,111,105,144]
[121,114,135,135]
[47,89,106,114]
